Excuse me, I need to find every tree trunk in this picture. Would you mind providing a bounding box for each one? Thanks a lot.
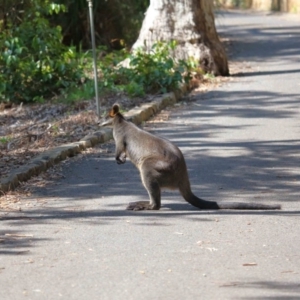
[131,0,229,76]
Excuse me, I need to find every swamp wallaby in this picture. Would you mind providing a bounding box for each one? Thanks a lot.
[102,104,281,211]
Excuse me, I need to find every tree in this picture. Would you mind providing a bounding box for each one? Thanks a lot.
[131,0,229,76]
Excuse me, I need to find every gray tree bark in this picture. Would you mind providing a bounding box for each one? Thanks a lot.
[132,0,229,76]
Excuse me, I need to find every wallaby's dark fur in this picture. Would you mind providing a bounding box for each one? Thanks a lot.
[103,104,281,211]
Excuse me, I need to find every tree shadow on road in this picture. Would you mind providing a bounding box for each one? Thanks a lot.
[234,280,300,300]
[0,229,49,255]
[216,10,300,64]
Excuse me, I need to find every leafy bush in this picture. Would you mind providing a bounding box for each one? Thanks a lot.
[127,41,193,95]
[0,1,85,103]
[98,41,196,97]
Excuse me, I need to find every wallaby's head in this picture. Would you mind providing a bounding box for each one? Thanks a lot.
[100,104,123,127]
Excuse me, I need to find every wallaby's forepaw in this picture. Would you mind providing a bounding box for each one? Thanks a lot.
[126,201,159,211]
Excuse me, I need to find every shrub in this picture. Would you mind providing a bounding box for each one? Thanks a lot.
[0,1,85,103]
[98,41,196,97]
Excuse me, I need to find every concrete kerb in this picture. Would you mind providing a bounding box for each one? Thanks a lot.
[0,92,180,193]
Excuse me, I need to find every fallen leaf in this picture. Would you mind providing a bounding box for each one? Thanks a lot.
[281,270,297,274]
[219,282,239,287]
[5,233,33,238]
[243,263,257,266]
[16,250,30,255]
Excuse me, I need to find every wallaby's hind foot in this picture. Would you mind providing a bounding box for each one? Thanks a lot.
[126,201,159,211]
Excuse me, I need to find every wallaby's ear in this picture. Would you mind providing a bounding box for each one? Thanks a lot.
[109,104,120,117]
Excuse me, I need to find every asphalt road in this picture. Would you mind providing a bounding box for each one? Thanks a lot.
[1,10,300,300]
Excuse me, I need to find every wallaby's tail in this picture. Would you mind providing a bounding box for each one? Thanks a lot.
[179,182,281,210]
[213,200,281,210]
[178,165,281,210]
[185,192,281,210]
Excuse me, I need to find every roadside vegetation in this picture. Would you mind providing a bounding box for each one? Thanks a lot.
[0,0,206,105]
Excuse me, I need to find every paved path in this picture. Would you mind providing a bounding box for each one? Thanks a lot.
[1,10,300,300]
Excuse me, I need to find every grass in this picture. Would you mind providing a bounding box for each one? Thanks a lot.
[58,80,96,104]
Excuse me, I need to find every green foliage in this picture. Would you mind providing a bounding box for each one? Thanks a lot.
[97,41,196,97]
[96,47,129,93]
[0,1,85,103]
[0,136,11,144]
[59,79,95,104]
[0,1,197,104]
[127,41,193,95]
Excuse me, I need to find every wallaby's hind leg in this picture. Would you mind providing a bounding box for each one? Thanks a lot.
[126,162,161,211]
